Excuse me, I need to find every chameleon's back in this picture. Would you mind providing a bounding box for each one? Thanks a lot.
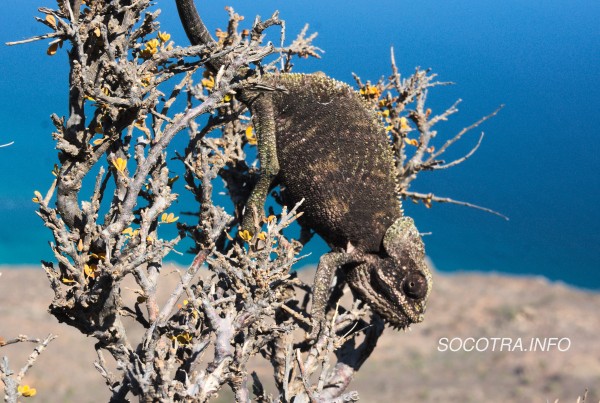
[264,73,401,252]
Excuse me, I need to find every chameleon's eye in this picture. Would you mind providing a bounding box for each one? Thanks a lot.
[402,272,427,299]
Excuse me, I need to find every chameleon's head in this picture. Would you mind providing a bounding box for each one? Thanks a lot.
[348,217,432,329]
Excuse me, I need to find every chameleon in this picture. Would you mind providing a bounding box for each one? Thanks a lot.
[175,0,432,335]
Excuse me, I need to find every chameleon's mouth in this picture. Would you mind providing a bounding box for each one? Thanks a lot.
[347,260,430,329]
[376,271,427,327]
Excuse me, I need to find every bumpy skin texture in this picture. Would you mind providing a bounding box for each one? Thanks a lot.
[242,73,432,332]
[252,73,400,252]
[174,0,432,334]
[349,216,431,329]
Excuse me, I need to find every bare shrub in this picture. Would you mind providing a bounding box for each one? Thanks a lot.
[6,0,501,400]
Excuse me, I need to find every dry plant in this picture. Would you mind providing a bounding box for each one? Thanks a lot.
[352,50,506,219]
[5,0,502,401]
[0,333,57,403]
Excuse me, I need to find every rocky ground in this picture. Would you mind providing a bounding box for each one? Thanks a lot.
[1,265,598,402]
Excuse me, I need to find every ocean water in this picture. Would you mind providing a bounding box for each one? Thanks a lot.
[1,0,598,289]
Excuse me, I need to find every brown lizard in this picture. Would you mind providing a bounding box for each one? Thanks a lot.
[175,0,432,337]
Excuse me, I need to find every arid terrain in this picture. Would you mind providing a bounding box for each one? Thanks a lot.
[1,265,598,402]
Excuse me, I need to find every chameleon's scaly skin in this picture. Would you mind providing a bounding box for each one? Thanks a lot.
[256,73,400,252]
[174,0,432,334]
[241,73,431,332]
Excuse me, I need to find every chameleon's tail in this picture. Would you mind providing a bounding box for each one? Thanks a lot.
[174,0,221,72]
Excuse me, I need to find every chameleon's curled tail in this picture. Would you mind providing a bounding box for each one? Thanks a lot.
[175,0,221,72]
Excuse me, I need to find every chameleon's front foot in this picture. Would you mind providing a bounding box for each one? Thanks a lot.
[240,204,264,236]
[307,251,357,343]
[307,325,321,344]
[306,312,327,343]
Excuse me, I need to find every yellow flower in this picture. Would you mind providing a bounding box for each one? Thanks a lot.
[161,212,179,223]
[245,126,257,145]
[84,263,98,278]
[122,227,139,237]
[239,229,252,242]
[157,31,171,43]
[257,231,267,241]
[77,239,84,252]
[51,164,60,177]
[359,84,380,98]
[175,332,192,345]
[92,137,105,146]
[45,14,57,29]
[201,75,215,90]
[146,38,160,50]
[265,215,276,223]
[140,38,160,58]
[215,28,228,42]
[378,99,391,108]
[94,27,101,37]
[140,75,152,87]
[112,157,127,173]
[223,94,232,102]
[47,42,59,56]
[90,252,107,260]
[18,384,37,397]
[399,117,410,131]
[32,190,43,203]
[403,138,419,147]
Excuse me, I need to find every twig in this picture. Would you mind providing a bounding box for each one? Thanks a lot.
[404,190,509,220]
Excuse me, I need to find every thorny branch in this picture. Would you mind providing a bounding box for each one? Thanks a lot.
[7,1,501,401]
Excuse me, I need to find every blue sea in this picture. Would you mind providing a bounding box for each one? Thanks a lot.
[1,0,599,289]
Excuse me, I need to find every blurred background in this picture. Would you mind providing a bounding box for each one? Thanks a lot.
[1,0,598,288]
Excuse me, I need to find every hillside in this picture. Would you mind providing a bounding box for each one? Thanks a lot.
[1,266,598,402]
